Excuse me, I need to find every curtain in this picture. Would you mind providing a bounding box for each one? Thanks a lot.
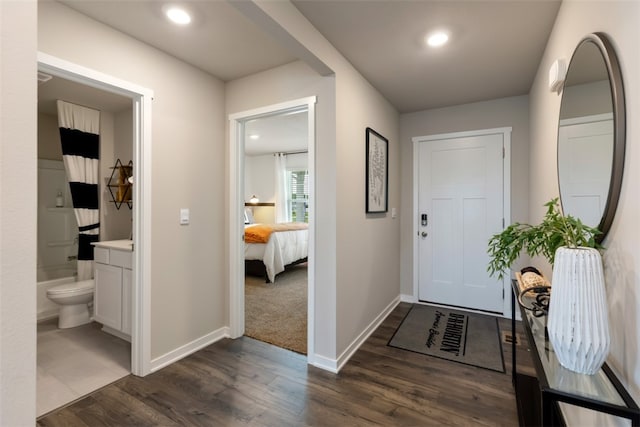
[274,153,290,223]
[57,100,100,281]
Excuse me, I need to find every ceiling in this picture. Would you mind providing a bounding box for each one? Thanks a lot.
[244,111,308,156]
[292,0,561,113]
[38,74,132,116]
[60,0,298,82]
[51,0,562,150]
[59,0,561,114]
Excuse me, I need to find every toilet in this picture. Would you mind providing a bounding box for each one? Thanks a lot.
[46,279,95,329]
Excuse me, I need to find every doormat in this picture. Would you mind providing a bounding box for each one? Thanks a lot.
[502,331,521,346]
[388,305,505,373]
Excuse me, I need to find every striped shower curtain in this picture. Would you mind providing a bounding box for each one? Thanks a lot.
[57,100,100,281]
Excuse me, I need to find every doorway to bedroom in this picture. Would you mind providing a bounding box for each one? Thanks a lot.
[243,110,309,354]
[229,97,316,360]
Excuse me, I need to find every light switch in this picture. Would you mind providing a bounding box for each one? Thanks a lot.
[180,208,190,225]
[391,207,397,219]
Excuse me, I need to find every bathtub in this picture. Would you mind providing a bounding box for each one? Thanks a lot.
[37,265,77,321]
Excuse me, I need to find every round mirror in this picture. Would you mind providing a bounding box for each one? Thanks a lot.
[558,32,625,242]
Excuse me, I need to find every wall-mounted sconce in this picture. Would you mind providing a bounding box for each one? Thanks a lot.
[549,59,567,93]
[244,194,275,207]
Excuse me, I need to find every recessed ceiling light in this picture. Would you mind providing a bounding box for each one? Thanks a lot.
[426,31,449,48]
[165,6,191,25]
[249,134,260,140]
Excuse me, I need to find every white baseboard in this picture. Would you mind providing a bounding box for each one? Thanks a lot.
[400,293,416,303]
[101,325,131,343]
[149,296,402,376]
[310,354,339,373]
[333,296,400,373]
[37,310,59,323]
[150,326,230,373]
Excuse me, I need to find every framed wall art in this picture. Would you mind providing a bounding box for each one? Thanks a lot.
[365,127,388,213]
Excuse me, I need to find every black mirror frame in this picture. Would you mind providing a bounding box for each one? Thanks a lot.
[558,32,626,243]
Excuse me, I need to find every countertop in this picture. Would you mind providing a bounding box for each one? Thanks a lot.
[92,239,133,251]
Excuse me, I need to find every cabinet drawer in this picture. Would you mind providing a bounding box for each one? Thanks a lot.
[94,247,109,264]
[109,249,132,269]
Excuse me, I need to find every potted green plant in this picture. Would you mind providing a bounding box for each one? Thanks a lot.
[487,198,601,280]
[488,198,609,375]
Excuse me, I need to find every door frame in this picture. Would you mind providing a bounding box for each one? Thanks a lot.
[411,127,512,317]
[228,96,317,363]
[38,52,154,375]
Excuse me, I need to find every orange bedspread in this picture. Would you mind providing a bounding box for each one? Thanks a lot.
[245,222,308,244]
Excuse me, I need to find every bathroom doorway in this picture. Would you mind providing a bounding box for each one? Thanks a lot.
[36,54,153,416]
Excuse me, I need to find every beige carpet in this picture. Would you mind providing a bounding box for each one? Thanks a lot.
[245,263,307,354]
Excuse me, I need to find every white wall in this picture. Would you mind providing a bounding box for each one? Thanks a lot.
[529,0,640,422]
[38,113,62,160]
[244,152,309,224]
[286,152,308,169]
[231,6,399,363]
[229,2,401,366]
[334,67,400,356]
[226,59,339,360]
[102,107,133,241]
[399,95,530,297]
[38,2,227,361]
[244,154,276,224]
[560,80,611,119]
[0,1,38,425]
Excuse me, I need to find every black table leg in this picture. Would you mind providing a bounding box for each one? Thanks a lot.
[512,289,517,388]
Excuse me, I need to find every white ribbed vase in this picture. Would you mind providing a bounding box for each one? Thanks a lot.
[548,246,610,375]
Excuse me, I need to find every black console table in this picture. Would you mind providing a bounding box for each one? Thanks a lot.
[510,279,640,426]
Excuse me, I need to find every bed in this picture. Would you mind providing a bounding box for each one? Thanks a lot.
[244,210,308,282]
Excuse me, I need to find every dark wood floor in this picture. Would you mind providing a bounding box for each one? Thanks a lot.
[38,303,533,426]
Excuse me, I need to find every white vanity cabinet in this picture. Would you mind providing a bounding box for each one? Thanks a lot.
[122,267,132,336]
[92,240,133,341]
[94,262,123,330]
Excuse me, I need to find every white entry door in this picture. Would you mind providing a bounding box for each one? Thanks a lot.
[558,115,613,228]
[416,130,506,313]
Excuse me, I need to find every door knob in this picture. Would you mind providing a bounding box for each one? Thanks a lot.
[421,232,428,238]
